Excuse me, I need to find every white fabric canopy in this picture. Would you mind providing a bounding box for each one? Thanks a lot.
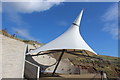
[27,9,97,55]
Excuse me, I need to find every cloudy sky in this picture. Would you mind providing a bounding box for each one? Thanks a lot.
[2,1,119,57]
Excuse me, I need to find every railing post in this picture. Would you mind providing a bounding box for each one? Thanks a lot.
[101,71,103,80]
[37,66,40,79]
[39,66,41,78]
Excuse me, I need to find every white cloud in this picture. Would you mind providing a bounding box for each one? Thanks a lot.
[102,22,118,39]
[3,0,64,13]
[12,28,38,40]
[2,0,64,26]
[2,0,64,24]
[102,3,119,39]
[2,0,64,41]
[102,3,118,21]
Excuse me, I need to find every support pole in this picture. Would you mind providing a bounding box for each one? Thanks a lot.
[52,49,65,76]
[74,49,75,52]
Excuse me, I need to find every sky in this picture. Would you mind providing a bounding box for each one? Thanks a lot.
[2,2,119,57]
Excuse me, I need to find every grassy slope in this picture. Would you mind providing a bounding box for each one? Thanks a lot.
[68,53,120,78]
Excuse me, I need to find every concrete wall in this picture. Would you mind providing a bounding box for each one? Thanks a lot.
[2,34,26,78]
[44,58,80,74]
[0,34,2,79]
[1,34,42,78]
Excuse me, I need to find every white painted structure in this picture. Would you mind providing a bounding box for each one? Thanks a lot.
[28,9,96,55]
